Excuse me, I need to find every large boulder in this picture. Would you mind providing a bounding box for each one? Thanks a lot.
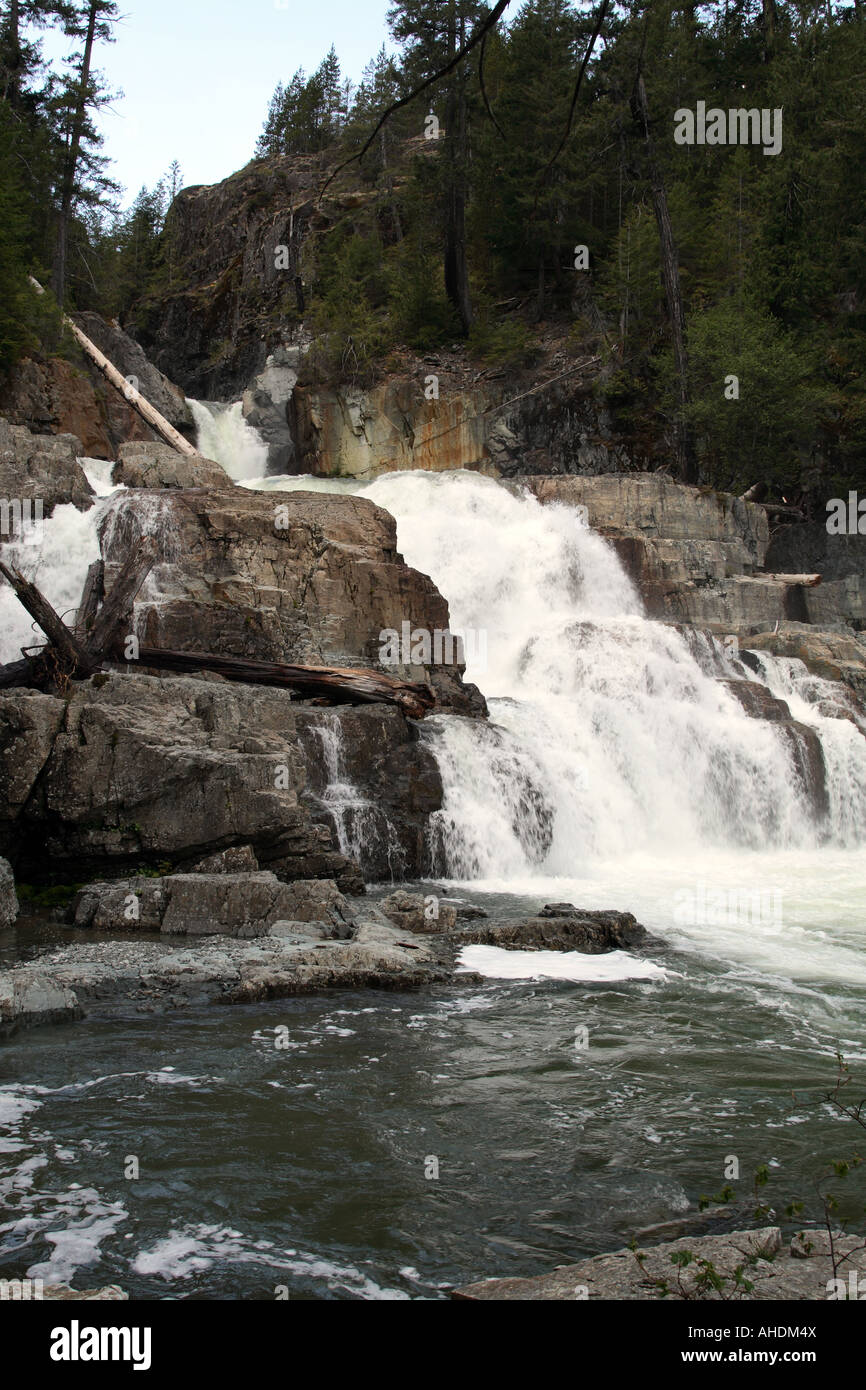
[380,888,458,934]
[97,485,484,713]
[113,440,230,490]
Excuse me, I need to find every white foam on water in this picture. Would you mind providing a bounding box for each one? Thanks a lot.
[458,943,672,983]
[131,1224,410,1298]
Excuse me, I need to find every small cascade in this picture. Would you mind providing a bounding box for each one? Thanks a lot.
[749,651,866,846]
[188,400,269,481]
[307,715,406,881]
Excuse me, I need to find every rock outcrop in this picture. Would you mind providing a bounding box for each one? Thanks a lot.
[454,1227,866,1300]
[0,313,194,459]
[0,916,448,1037]
[74,313,194,437]
[0,417,94,524]
[452,907,652,954]
[379,888,458,934]
[0,672,445,887]
[765,521,866,631]
[66,872,357,938]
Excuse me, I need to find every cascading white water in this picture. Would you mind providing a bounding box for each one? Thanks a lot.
[0,461,124,665]
[360,471,863,875]
[188,400,270,481]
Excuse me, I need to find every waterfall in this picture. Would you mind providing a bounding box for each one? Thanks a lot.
[188,401,269,482]
[356,471,866,879]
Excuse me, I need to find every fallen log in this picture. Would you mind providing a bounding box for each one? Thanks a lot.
[75,560,105,638]
[0,541,156,688]
[124,646,436,718]
[763,572,822,587]
[0,558,90,671]
[28,276,197,458]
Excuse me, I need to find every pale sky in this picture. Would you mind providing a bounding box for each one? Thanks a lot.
[36,0,394,208]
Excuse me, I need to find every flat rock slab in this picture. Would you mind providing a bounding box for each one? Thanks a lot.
[0,921,446,1035]
[454,1228,866,1300]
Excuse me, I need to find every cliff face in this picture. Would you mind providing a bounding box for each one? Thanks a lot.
[119,152,646,480]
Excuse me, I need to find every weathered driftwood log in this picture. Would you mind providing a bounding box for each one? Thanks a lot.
[28,276,197,458]
[83,542,155,660]
[0,559,90,670]
[125,646,436,718]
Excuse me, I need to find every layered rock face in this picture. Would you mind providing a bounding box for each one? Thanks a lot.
[287,365,637,481]
[524,473,866,704]
[0,674,356,888]
[526,474,777,631]
[0,672,448,888]
[765,521,866,630]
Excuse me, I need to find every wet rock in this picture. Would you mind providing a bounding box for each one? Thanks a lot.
[537,902,579,917]
[242,348,298,473]
[747,624,866,703]
[0,969,82,1037]
[380,889,458,934]
[453,910,651,955]
[113,440,230,490]
[41,1284,129,1301]
[0,922,450,1031]
[0,856,19,928]
[451,902,488,921]
[0,674,392,887]
[454,1226,866,1300]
